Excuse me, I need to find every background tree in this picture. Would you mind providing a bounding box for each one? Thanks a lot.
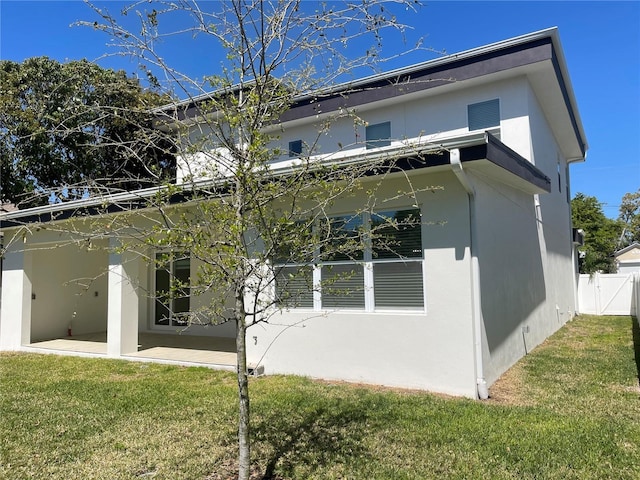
[571,192,622,273]
[0,56,176,207]
[13,2,436,479]
[618,188,640,246]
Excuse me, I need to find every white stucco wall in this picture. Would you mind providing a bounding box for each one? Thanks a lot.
[270,77,532,162]
[527,79,577,330]
[0,245,32,349]
[29,240,109,341]
[177,77,534,183]
[469,81,577,385]
[245,171,479,397]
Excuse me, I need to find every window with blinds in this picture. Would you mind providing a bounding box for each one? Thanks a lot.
[371,209,422,259]
[321,264,366,308]
[274,207,424,311]
[467,99,500,131]
[370,208,423,309]
[275,265,314,308]
[374,262,424,309]
[321,214,365,262]
[365,121,391,149]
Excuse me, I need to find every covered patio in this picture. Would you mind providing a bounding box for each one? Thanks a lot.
[25,332,237,369]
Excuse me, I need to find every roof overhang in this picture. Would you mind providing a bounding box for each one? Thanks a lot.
[614,242,640,258]
[460,133,551,194]
[158,28,587,161]
[0,132,548,228]
[386,132,550,195]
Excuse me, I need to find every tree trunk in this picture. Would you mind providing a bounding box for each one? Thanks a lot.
[236,297,251,480]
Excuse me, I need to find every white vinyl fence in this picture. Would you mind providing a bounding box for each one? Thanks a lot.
[577,272,640,317]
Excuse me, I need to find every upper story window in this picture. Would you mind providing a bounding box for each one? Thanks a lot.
[468,99,500,131]
[289,139,303,157]
[365,121,391,149]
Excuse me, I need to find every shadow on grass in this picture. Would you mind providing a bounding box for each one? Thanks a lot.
[251,395,372,479]
[633,316,640,387]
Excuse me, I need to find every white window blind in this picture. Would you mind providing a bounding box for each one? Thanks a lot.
[321,264,365,308]
[275,265,314,308]
[274,208,424,311]
[374,262,424,309]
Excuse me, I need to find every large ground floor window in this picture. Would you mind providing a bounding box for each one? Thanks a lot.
[275,208,425,311]
[154,252,191,327]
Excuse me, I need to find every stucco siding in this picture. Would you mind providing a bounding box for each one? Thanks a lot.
[29,241,109,341]
[471,84,576,385]
[527,81,577,326]
[470,174,540,384]
[246,171,478,397]
[179,77,536,183]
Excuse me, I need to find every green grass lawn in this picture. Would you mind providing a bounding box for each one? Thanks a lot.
[1,315,639,479]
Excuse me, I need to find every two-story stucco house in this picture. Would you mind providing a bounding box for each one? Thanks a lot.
[0,28,587,398]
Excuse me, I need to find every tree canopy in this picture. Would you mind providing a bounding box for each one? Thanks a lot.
[0,56,176,207]
[618,188,640,246]
[571,193,622,273]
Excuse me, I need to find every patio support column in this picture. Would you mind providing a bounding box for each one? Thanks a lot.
[107,240,139,356]
[0,248,32,350]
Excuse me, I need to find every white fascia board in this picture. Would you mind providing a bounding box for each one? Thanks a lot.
[0,186,166,223]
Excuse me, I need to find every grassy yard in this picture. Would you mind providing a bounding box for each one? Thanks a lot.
[1,315,639,479]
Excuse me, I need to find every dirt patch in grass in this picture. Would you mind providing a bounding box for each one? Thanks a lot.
[487,363,531,406]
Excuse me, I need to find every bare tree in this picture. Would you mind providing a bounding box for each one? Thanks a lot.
[6,1,441,477]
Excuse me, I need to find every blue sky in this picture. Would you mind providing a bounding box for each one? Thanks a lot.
[1,1,638,218]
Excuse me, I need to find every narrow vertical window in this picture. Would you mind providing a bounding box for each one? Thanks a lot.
[289,139,302,157]
[565,165,571,204]
[155,252,191,327]
[320,214,366,309]
[557,157,562,193]
[273,220,315,309]
[365,122,391,149]
[468,99,500,131]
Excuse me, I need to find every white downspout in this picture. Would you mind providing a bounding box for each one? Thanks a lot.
[450,148,489,400]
